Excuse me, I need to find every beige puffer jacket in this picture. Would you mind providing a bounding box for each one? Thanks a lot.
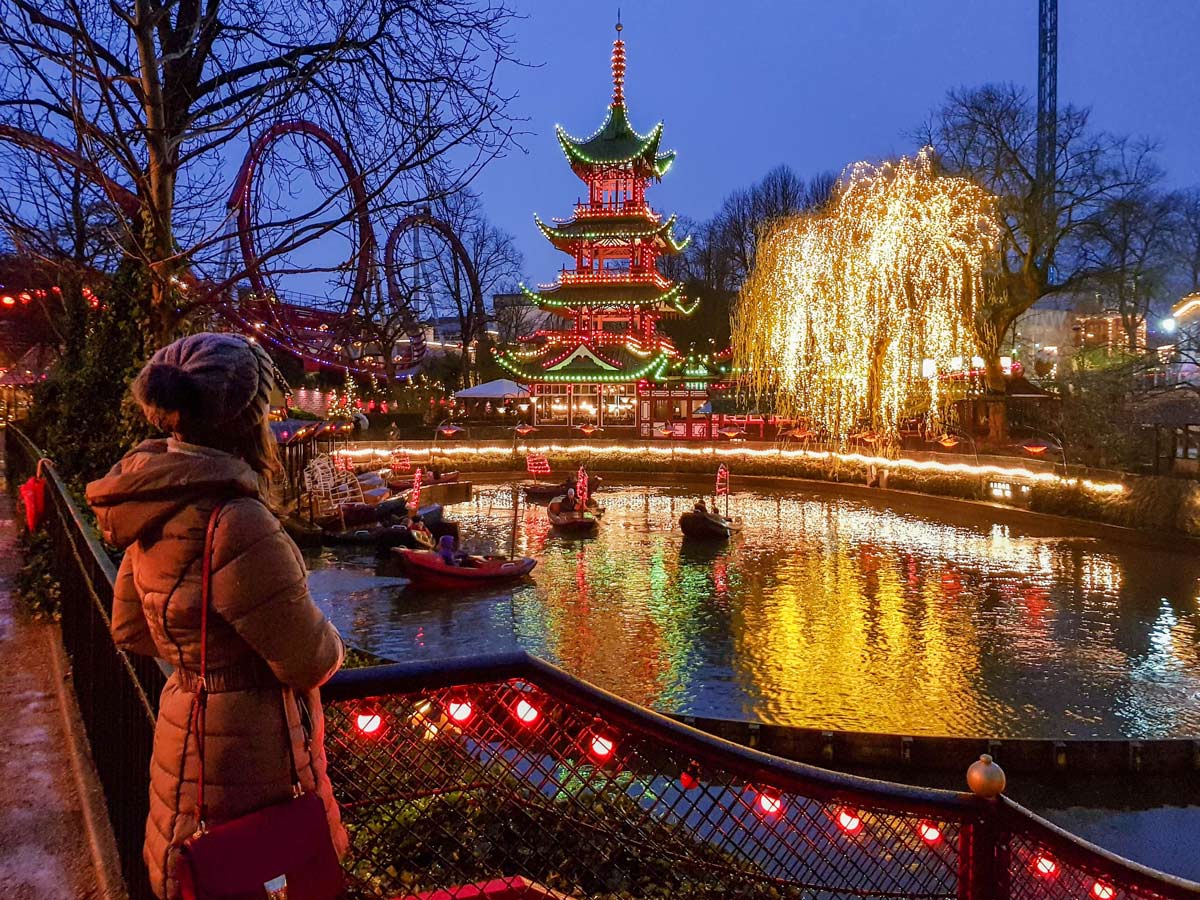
[86,439,348,900]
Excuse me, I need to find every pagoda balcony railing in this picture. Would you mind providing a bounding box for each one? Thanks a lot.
[574,199,659,220]
[553,269,672,291]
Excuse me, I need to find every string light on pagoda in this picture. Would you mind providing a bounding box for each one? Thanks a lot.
[733,148,1000,445]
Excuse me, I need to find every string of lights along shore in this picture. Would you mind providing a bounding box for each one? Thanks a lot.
[492,18,729,440]
[733,150,1001,444]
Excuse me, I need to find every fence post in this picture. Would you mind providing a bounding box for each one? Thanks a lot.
[958,809,1009,900]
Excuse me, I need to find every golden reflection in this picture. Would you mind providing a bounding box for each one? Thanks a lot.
[444,482,1200,737]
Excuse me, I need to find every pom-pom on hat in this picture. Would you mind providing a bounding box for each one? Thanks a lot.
[132,333,277,434]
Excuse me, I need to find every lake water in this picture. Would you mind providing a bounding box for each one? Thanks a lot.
[304,477,1200,740]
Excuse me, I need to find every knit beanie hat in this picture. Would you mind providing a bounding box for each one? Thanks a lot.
[132,332,278,435]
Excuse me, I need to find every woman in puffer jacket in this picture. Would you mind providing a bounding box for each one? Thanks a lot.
[86,333,348,900]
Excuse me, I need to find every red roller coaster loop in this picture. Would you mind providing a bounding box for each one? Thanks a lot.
[1,119,488,380]
[384,211,489,370]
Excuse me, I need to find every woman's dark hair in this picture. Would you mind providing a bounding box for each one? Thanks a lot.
[132,362,281,481]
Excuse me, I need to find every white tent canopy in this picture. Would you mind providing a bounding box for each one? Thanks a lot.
[453,379,530,400]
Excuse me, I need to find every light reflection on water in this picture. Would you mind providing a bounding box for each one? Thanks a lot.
[304,479,1200,739]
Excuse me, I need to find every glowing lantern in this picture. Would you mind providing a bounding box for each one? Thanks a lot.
[438,424,464,437]
[515,424,538,437]
[655,426,674,438]
[718,426,746,439]
[835,808,863,835]
[917,821,942,844]
[447,700,473,724]
[1021,440,1051,456]
[937,435,960,449]
[680,761,701,791]
[1,296,13,306]
[1033,854,1058,878]
[1091,882,1114,900]
[576,423,602,436]
[515,698,540,725]
[756,790,782,815]
[589,734,614,759]
[355,712,383,735]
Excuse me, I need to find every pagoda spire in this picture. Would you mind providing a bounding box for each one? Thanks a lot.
[611,15,626,108]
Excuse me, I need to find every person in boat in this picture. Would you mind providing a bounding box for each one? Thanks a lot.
[693,501,707,515]
[560,487,579,514]
[436,534,460,566]
[710,500,724,520]
[409,514,434,549]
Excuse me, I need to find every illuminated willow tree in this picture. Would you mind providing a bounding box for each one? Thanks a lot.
[732,149,1001,444]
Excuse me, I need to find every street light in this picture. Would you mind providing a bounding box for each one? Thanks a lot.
[1018,426,1067,473]
[932,425,980,467]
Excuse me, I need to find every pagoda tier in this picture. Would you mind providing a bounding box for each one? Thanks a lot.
[535,212,689,255]
[516,280,698,318]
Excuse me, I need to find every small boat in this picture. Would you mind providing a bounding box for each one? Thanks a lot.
[547,498,600,535]
[388,470,459,493]
[319,504,446,545]
[393,548,537,588]
[679,511,742,540]
[523,481,566,503]
[524,475,604,504]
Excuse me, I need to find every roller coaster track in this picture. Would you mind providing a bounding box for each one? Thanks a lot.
[0,120,486,379]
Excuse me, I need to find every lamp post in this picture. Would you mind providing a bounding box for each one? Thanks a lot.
[935,425,981,467]
[1019,426,1068,473]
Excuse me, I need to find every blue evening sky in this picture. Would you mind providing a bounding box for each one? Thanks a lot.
[474,1,1200,283]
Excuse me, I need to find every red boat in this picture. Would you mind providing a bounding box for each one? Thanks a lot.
[392,548,537,588]
[547,498,599,535]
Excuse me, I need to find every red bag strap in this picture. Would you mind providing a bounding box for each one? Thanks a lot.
[193,501,302,836]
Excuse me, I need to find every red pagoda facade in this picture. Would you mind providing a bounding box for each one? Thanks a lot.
[493,22,725,438]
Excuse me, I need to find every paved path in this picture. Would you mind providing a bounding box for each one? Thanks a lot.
[0,467,118,898]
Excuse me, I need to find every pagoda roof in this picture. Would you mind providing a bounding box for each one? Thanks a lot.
[535,213,691,255]
[519,280,698,317]
[493,342,675,384]
[556,105,675,179]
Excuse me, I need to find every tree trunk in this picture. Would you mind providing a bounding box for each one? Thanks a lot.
[134,0,179,348]
[982,355,1008,444]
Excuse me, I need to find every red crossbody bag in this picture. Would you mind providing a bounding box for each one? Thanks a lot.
[176,502,344,900]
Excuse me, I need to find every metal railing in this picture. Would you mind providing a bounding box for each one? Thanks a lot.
[6,424,1198,900]
[322,654,1198,900]
[5,425,165,900]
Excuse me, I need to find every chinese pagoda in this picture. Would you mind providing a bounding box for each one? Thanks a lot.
[493,21,726,438]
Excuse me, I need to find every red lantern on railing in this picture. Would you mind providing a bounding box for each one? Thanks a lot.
[1033,854,1059,878]
[355,710,384,736]
[446,698,473,724]
[756,789,783,816]
[835,807,863,835]
[514,698,540,726]
[917,821,942,844]
[588,733,614,760]
[19,459,49,532]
